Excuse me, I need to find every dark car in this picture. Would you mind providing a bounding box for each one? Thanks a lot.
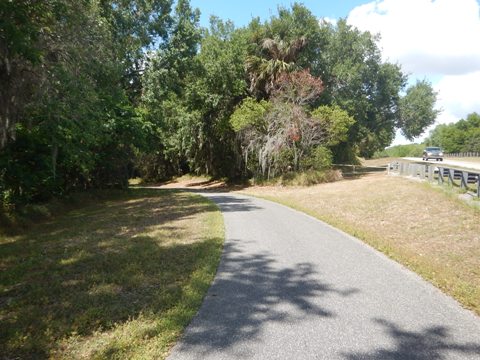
[422,147,444,161]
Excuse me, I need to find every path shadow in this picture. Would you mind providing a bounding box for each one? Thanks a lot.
[172,240,360,357]
[204,194,262,213]
[153,190,261,213]
[342,318,480,360]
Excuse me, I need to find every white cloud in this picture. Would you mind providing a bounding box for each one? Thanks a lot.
[434,71,480,120]
[347,0,480,76]
[392,72,480,144]
[347,0,480,145]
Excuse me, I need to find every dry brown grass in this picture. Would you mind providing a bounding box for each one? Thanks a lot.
[361,157,399,167]
[241,173,480,315]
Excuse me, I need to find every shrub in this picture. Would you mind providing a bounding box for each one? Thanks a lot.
[301,146,333,171]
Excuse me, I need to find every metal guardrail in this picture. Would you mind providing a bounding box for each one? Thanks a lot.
[388,161,480,198]
[445,152,480,157]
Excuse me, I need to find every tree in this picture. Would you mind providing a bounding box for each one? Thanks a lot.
[0,0,59,148]
[243,7,438,160]
[399,80,440,140]
[98,0,173,103]
[314,20,404,158]
[245,36,306,96]
[185,17,249,177]
[0,0,171,206]
[231,70,354,178]
[427,112,480,153]
[271,69,324,106]
[139,0,202,179]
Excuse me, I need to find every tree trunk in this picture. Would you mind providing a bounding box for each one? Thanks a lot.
[51,142,58,180]
[0,57,11,149]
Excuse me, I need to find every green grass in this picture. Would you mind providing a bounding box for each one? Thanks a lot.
[0,189,224,359]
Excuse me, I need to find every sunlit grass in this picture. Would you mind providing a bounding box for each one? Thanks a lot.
[0,189,224,359]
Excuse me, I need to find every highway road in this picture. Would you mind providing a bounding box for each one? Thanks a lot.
[168,193,480,360]
[403,157,480,171]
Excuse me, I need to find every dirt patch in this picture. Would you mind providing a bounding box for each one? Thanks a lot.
[155,176,228,190]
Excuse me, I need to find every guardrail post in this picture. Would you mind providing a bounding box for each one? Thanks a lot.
[461,172,468,190]
[428,165,434,181]
[477,176,480,198]
[448,169,454,186]
[438,167,444,184]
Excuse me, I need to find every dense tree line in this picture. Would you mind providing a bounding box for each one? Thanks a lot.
[426,112,480,153]
[0,1,438,209]
[1,0,172,207]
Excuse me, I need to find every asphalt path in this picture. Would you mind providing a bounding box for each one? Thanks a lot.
[168,193,480,360]
[403,157,480,171]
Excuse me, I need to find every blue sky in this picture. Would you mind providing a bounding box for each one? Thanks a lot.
[189,0,480,145]
[190,0,367,27]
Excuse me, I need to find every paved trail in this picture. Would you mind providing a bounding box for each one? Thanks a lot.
[168,193,480,360]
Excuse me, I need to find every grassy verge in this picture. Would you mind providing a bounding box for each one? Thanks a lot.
[361,157,399,167]
[0,189,224,359]
[241,174,480,316]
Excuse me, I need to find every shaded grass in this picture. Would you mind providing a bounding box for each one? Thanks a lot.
[0,189,224,359]
[241,174,480,316]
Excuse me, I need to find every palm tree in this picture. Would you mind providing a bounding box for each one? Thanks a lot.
[246,36,307,96]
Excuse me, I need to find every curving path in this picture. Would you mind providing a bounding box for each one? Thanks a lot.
[168,192,480,360]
